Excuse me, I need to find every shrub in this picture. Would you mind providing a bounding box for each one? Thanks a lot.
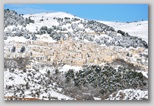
[40,19,43,21]
[11,46,16,52]
[20,46,26,53]
[63,65,148,97]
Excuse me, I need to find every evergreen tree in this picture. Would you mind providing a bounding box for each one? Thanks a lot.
[20,46,26,53]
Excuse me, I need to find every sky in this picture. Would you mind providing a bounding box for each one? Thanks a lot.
[4,4,148,22]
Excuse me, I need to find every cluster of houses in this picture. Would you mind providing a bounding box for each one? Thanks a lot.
[4,36,148,71]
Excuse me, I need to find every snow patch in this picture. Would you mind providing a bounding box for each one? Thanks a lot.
[136,70,148,78]
[59,65,82,72]
[99,20,148,43]
[94,97,101,100]
[4,70,26,87]
[5,36,27,43]
[36,34,57,43]
[106,89,148,100]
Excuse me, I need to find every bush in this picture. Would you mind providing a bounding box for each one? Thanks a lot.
[11,46,16,52]
[40,19,43,21]
[63,65,148,97]
[65,69,75,83]
[40,26,48,31]
[47,28,53,34]
[4,9,26,27]
[20,46,26,53]
[28,17,34,23]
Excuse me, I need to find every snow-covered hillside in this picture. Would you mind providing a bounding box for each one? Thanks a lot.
[4,9,148,100]
[100,21,148,43]
[106,89,148,100]
[4,9,148,49]
[23,12,148,43]
[23,12,82,33]
[4,9,148,45]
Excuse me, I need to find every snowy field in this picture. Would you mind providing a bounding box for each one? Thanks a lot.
[100,20,148,43]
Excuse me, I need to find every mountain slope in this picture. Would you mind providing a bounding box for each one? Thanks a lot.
[4,9,148,48]
[4,9,148,100]
[100,20,148,43]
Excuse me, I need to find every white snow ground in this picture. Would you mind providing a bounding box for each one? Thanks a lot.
[99,20,148,43]
[4,68,74,100]
[59,65,82,72]
[4,69,26,87]
[4,36,28,43]
[23,12,81,33]
[23,12,148,44]
[106,89,148,100]
[36,34,57,43]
